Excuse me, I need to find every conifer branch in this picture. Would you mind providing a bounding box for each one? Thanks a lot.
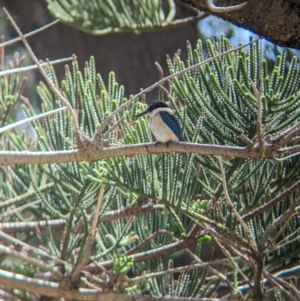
[0,202,159,233]
[0,232,69,266]
[94,37,259,139]
[213,236,250,284]
[0,19,59,48]
[0,57,73,77]
[0,244,62,279]
[1,138,298,165]
[0,199,41,219]
[0,107,66,134]
[263,271,299,301]
[206,0,247,12]
[3,8,85,147]
[127,259,229,284]
[71,185,106,282]
[0,268,131,301]
[259,196,300,249]
[242,179,300,222]
[1,8,300,299]
[85,231,201,273]
[217,156,257,251]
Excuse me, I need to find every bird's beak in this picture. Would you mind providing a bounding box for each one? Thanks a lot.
[134,108,149,118]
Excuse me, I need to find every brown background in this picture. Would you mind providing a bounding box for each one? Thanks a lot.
[0,0,199,100]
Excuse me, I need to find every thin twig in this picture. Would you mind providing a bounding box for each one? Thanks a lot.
[207,0,247,12]
[126,230,174,255]
[86,231,201,273]
[0,199,41,219]
[103,116,126,140]
[0,57,73,77]
[213,235,250,283]
[269,228,300,253]
[252,254,264,299]
[0,268,123,301]
[272,120,300,146]
[249,78,264,148]
[0,289,22,301]
[259,196,300,249]
[0,36,4,69]
[262,112,285,133]
[0,19,59,48]
[276,151,300,162]
[178,202,255,260]
[291,136,300,143]
[161,12,209,28]
[217,156,257,252]
[0,231,72,268]
[0,107,66,134]
[269,212,295,247]
[0,202,160,233]
[238,133,254,147]
[277,127,300,144]
[128,259,228,284]
[237,265,300,294]
[242,179,300,222]
[3,8,84,147]
[279,144,300,154]
[183,247,232,288]
[264,271,299,301]
[0,244,62,279]
[71,185,106,281]
[206,226,251,262]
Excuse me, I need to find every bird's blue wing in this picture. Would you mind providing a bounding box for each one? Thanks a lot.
[159,111,185,141]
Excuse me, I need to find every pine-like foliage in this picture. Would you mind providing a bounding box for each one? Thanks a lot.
[1,38,300,300]
[46,0,177,34]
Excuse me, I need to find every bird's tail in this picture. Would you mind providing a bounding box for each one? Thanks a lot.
[180,153,189,166]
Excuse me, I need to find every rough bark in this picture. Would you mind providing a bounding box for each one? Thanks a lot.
[179,0,300,49]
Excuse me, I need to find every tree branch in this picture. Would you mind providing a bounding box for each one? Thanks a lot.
[86,232,200,273]
[0,245,62,279]
[0,202,160,233]
[0,19,59,48]
[0,57,73,77]
[3,8,85,147]
[179,0,300,49]
[242,179,300,222]
[259,196,300,249]
[217,156,257,251]
[206,0,247,12]
[0,140,291,165]
[71,185,106,282]
[0,268,131,301]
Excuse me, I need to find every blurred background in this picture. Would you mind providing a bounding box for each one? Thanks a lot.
[0,0,294,106]
[0,0,199,99]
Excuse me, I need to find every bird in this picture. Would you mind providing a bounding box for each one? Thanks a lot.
[134,100,188,165]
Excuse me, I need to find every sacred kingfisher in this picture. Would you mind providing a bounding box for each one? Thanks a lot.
[135,100,188,165]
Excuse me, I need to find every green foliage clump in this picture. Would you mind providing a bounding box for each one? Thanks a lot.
[46,0,177,34]
[1,38,300,300]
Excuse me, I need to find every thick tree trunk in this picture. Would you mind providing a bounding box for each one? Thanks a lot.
[179,0,300,49]
[0,0,198,98]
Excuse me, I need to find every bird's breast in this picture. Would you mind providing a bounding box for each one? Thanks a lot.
[149,113,179,143]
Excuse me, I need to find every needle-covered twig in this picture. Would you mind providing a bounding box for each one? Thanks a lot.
[3,8,85,147]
